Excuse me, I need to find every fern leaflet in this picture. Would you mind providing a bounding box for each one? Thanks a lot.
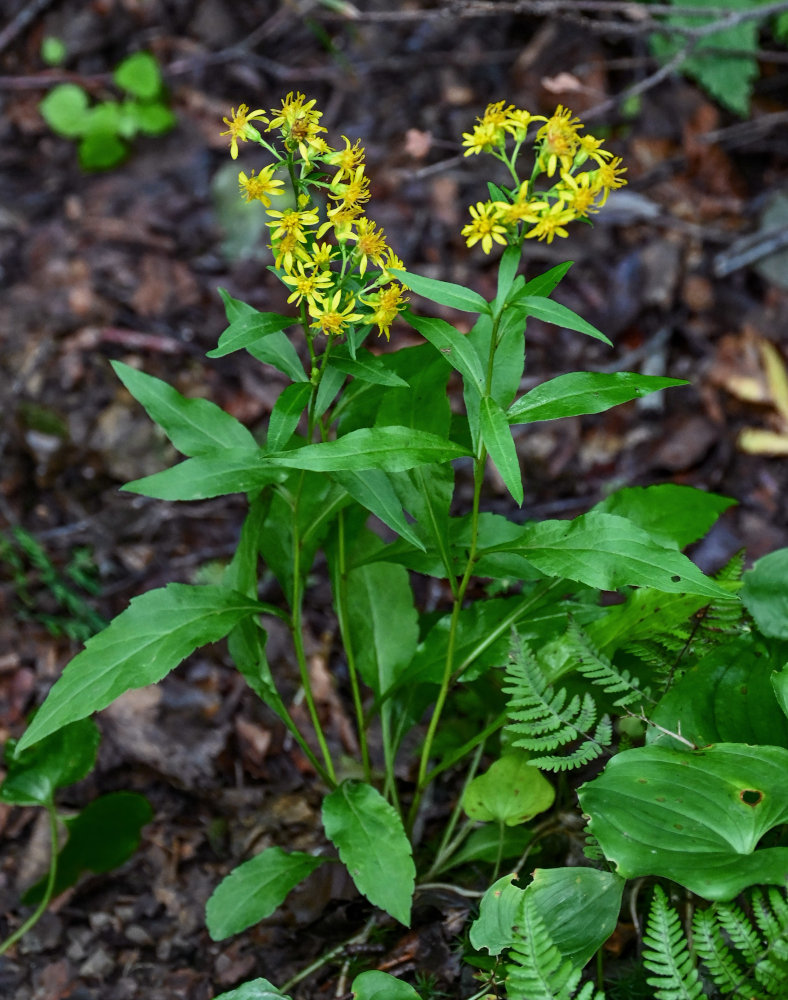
[642,886,704,1000]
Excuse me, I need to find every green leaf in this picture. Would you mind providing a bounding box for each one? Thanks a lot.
[329,350,409,388]
[267,382,311,452]
[206,846,325,940]
[246,330,307,382]
[470,873,526,955]
[496,245,522,308]
[481,511,733,599]
[132,102,175,135]
[403,311,485,394]
[122,449,281,501]
[351,971,420,1000]
[3,719,100,807]
[462,752,555,825]
[111,361,257,456]
[741,547,788,638]
[515,296,612,346]
[22,791,152,903]
[648,635,788,750]
[16,584,263,751]
[520,261,572,298]
[213,979,290,1000]
[443,824,532,872]
[207,313,296,359]
[113,52,162,99]
[78,131,126,170]
[322,780,415,925]
[508,372,688,424]
[526,867,625,968]
[393,269,489,314]
[480,395,522,505]
[39,83,90,137]
[344,561,419,698]
[331,469,425,551]
[593,484,736,550]
[579,743,788,900]
[268,426,469,473]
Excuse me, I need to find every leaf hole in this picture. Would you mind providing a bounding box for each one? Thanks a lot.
[740,788,763,807]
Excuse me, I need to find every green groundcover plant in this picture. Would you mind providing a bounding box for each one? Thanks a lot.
[5,94,788,998]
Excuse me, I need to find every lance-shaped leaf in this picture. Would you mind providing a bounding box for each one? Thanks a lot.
[480,395,522,504]
[322,780,415,925]
[393,268,489,314]
[579,743,788,901]
[403,311,485,394]
[16,584,264,751]
[267,382,311,452]
[513,296,612,346]
[329,350,409,388]
[122,449,282,501]
[508,372,688,424]
[330,469,425,551]
[206,847,325,940]
[111,361,258,455]
[268,426,469,473]
[478,512,733,599]
[520,261,572,298]
[207,311,296,358]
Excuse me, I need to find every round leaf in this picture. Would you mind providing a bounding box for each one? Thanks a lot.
[351,971,420,999]
[462,753,555,826]
[113,52,162,99]
[741,547,788,638]
[39,84,90,137]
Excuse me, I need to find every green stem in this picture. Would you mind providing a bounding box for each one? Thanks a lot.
[279,913,378,994]
[423,710,507,788]
[0,804,59,956]
[333,509,372,783]
[421,739,486,880]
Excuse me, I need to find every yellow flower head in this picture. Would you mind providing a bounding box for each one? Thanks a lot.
[307,242,340,270]
[266,207,319,243]
[308,290,364,337]
[267,91,327,160]
[325,135,366,183]
[238,164,285,207]
[329,164,371,209]
[271,232,308,273]
[361,283,409,341]
[461,201,508,254]
[504,108,546,141]
[280,262,334,307]
[556,170,604,217]
[590,156,627,206]
[221,104,268,159]
[536,105,583,176]
[462,118,504,157]
[347,217,389,275]
[524,201,577,243]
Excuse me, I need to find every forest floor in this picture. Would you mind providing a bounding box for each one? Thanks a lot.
[1,1,788,998]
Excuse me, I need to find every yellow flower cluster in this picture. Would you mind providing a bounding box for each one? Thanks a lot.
[221,93,407,341]
[460,102,627,251]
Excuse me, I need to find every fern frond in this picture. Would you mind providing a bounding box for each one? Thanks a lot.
[504,641,611,771]
[716,901,764,966]
[567,620,653,708]
[692,906,755,998]
[505,896,604,1000]
[642,886,704,1000]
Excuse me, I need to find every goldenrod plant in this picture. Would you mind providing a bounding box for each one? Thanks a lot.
[7,94,788,997]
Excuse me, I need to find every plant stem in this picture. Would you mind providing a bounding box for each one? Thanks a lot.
[0,804,59,956]
[279,914,378,994]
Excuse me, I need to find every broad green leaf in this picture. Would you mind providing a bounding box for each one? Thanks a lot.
[122,449,281,500]
[206,846,324,940]
[741,547,788,638]
[268,426,468,473]
[218,287,258,322]
[329,350,409,388]
[351,971,420,1000]
[443,824,532,872]
[496,245,523,309]
[246,330,308,382]
[111,361,257,456]
[331,469,425,551]
[390,464,453,574]
[113,52,162,99]
[267,382,311,452]
[648,635,788,750]
[393,268,489,314]
[23,791,152,903]
[579,743,788,900]
[3,719,100,807]
[480,395,522,505]
[462,752,555,825]
[322,780,415,925]
[16,584,263,751]
[314,363,346,418]
[593,484,736,550]
[344,561,419,697]
[480,512,733,599]
[372,346,451,437]
[470,873,525,955]
[213,979,290,1000]
[526,867,625,968]
[520,261,572,298]
[508,372,688,424]
[514,296,612,346]
[403,311,485,394]
[208,312,296,359]
[772,665,788,723]
[39,83,90,138]
[133,101,175,135]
